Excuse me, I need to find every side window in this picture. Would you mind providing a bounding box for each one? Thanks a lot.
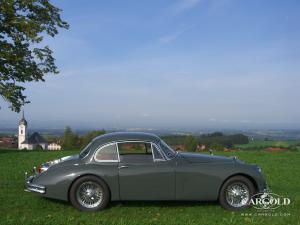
[118,142,152,163]
[95,143,118,162]
[118,142,152,155]
[152,143,165,161]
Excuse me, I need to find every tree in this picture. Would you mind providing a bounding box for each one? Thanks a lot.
[80,130,106,148]
[228,134,249,145]
[34,144,43,150]
[209,143,225,151]
[61,126,79,150]
[209,132,223,137]
[184,135,198,152]
[0,0,69,112]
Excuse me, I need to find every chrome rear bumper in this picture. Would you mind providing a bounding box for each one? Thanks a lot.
[24,172,46,194]
[25,182,46,194]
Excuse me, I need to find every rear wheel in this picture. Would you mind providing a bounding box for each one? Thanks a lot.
[219,175,255,210]
[69,175,110,211]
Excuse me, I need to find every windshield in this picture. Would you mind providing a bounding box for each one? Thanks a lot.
[79,141,93,158]
[159,140,176,159]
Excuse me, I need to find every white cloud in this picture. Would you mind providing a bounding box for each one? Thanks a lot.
[142,113,150,118]
[240,120,250,123]
[169,0,202,14]
[159,30,184,43]
[159,25,193,44]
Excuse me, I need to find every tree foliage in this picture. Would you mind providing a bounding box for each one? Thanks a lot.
[199,133,248,149]
[163,132,249,151]
[209,143,225,151]
[34,144,43,150]
[80,130,106,148]
[184,135,198,152]
[0,0,69,112]
[61,126,79,150]
[61,127,106,149]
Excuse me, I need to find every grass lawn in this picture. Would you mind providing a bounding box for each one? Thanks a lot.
[0,149,299,225]
[235,140,299,150]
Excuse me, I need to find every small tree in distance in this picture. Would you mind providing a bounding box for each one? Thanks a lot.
[61,126,79,150]
[81,130,106,148]
[184,135,198,152]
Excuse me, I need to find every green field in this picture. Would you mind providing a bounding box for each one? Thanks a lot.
[0,150,299,225]
[235,140,300,150]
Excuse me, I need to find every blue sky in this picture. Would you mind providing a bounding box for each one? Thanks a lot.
[1,0,300,129]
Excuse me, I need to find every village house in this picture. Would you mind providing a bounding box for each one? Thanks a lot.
[0,136,17,149]
[18,111,61,150]
[48,142,62,150]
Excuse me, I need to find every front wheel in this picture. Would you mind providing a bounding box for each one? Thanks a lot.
[219,175,255,210]
[69,175,110,211]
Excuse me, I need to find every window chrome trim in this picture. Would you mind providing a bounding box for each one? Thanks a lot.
[158,140,176,160]
[79,141,94,160]
[117,140,152,155]
[93,140,169,163]
[94,142,119,163]
[117,141,166,163]
[151,142,166,162]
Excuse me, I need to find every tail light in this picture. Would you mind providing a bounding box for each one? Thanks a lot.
[38,165,42,173]
[37,164,49,173]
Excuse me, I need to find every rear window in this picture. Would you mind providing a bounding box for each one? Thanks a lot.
[118,142,152,155]
[95,143,118,162]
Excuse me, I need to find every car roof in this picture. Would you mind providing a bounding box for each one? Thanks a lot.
[82,132,162,161]
[92,132,161,144]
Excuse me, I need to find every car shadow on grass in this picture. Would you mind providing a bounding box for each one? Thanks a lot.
[44,197,219,210]
[108,201,218,208]
[43,198,71,206]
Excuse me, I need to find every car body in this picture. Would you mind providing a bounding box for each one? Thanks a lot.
[25,132,268,210]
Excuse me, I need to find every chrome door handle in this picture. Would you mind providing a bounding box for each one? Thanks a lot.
[118,165,129,169]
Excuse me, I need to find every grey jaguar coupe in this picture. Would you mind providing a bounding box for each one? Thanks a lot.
[25,132,268,211]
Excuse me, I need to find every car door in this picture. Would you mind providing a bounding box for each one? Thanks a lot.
[118,141,176,200]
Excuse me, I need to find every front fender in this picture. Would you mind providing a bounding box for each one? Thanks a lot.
[232,163,268,193]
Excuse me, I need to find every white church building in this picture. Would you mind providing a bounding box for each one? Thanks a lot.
[18,112,61,150]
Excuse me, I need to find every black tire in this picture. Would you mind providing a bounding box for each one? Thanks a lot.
[219,175,255,210]
[69,175,110,211]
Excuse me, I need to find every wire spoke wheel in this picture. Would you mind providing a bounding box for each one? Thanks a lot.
[76,181,103,208]
[225,182,250,208]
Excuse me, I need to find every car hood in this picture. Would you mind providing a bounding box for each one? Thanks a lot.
[178,152,234,163]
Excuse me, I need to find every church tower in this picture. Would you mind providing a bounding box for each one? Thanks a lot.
[18,110,28,149]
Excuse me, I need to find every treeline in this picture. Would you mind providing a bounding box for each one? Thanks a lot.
[61,127,105,150]
[59,129,249,152]
[200,132,249,149]
[163,132,249,151]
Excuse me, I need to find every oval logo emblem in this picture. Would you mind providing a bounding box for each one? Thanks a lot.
[250,193,291,210]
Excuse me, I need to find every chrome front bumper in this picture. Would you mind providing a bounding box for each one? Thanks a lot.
[24,171,46,194]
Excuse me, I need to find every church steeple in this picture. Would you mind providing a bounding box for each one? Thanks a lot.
[19,110,27,126]
[18,109,28,149]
